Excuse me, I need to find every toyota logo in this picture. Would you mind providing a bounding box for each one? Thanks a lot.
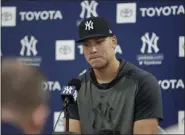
[59,46,71,55]
[121,8,132,17]
[2,12,12,21]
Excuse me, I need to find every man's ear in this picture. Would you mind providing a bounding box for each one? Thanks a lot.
[32,104,49,132]
[111,35,117,49]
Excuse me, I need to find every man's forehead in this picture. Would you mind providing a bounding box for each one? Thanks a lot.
[83,36,107,43]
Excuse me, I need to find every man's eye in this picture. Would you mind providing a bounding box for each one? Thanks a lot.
[96,40,103,44]
[83,44,88,47]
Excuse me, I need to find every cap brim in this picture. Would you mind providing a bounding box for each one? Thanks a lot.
[76,33,113,43]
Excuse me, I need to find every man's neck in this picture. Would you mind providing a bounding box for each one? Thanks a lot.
[2,108,18,123]
[2,108,39,134]
[93,58,120,84]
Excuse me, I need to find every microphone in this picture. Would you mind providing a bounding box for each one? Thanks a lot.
[53,78,81,133]
[61,78,81,108]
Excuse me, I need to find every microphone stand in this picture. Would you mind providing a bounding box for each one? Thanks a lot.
[64,101,69,132]
[53,99,77,135]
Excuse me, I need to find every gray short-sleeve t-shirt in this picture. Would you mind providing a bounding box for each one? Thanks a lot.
[67,59,163,134]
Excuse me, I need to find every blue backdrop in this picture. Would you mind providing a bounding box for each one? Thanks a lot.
[1,0,184,134]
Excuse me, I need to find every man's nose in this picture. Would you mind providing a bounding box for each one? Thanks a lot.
[90,45,97,54]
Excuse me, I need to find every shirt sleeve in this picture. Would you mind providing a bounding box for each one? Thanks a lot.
[134,74,163,121]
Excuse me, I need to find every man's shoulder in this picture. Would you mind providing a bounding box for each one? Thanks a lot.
[124,61,160,94]
[77,68,90,82]
[1,121,23,134]
[124,61,155,83]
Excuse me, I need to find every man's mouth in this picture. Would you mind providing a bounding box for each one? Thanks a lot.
[89,56,100,60]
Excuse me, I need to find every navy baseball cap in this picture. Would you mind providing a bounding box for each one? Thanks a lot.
[76,16,113,43]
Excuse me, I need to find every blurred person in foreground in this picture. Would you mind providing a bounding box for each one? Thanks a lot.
[1,57,49,134]
[64,16,163,134]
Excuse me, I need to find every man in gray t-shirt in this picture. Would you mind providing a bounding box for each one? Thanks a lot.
[64,16,163,134]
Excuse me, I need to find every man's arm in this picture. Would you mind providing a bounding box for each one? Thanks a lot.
[134,119,158,134]
[133,74,163,134]
[64,119,81,134]
[64,102,82,134]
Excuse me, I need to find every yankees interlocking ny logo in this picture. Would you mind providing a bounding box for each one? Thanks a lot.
[80,1,98,19]
[92,102,113,129]
[20,35,38,56]
[63,86,73,94]
[85,20,93,30]
[140,32,159,54]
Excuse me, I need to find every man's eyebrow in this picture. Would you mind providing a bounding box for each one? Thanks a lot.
[95,37,106,40]
[82,37,107,44]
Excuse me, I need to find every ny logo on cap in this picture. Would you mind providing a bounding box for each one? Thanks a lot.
[85,20,93,30]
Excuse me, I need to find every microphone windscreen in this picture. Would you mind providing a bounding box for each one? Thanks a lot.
[68,78,81,91]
